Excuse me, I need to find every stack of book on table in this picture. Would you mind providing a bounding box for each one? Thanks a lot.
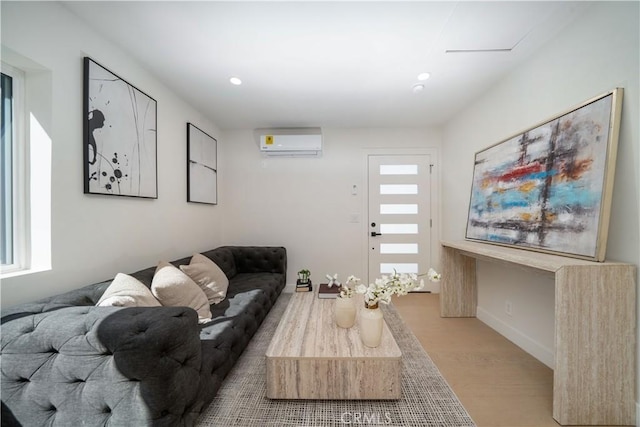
[318,283,341,299]
[296,279,312,292]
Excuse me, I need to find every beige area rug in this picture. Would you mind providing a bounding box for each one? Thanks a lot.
[197,293,476,427]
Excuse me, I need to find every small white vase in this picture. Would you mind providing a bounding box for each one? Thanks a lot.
[359,302,384,348]
[334,297,356,328]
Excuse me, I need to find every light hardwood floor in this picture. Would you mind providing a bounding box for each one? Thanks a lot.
[392,293,628,427]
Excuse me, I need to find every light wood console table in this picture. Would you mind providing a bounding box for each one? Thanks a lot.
[440,240,636,426]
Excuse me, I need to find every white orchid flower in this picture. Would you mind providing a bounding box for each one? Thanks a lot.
[427,268,441,282]
[339,285,355,298]
[346,275,360,285]
[366,290,376,303]
[355,283,368,295]
[348,268,441,306]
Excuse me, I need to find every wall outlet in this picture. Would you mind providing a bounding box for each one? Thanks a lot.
[505,300,513,316]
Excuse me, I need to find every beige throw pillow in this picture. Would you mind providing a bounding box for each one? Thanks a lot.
[152,261,212,324]
[180,253,229,304]
[96,273,161,307]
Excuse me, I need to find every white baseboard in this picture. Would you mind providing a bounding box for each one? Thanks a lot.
[476,306,554,369]
[283,283,295,293]
[636,401,639,427]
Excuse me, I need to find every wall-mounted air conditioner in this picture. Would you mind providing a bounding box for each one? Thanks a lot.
[259,133,322,157]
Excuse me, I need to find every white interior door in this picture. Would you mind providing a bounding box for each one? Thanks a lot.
[368,154,433,289]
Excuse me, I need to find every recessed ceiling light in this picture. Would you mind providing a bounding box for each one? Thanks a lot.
[417,72,431,81]
[412,84,425,94]
[229,77,242,85]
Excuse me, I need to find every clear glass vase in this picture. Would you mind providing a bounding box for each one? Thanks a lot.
[334,296,356,328]
[359,302,383,348]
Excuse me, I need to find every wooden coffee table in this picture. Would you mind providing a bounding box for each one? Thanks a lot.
[265,291,402,399]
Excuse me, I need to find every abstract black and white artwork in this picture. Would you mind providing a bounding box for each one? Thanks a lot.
[187,123,217,205]
[465,89,623,261]
[83,57,157,198]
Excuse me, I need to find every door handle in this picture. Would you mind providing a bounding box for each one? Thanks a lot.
[370,232,382,237]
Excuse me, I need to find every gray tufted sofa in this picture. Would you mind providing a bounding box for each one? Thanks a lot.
[1,246,286,426]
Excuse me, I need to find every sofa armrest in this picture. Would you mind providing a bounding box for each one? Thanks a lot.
[227,246,287,276]
[1,305,202,426]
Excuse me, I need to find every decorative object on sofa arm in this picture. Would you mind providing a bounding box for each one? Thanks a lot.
[334,275,358,328]
[355,269,441,347]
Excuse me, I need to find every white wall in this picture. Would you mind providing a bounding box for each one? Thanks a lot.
[219,128,441,287]
[441,0,639,411]
[1,2,223,307]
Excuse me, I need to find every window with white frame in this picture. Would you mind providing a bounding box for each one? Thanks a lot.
[1,62,26,272]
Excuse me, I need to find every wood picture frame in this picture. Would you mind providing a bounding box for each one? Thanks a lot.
[465,88,623,261]
[187,123,217,205]
[83,57,157,198]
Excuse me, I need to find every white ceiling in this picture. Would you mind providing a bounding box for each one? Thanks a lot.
[62,1,590,130]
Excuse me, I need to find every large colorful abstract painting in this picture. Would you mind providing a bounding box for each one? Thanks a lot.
[465,89,623,261]
[83,57,157,198]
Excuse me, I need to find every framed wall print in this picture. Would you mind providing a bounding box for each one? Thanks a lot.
[187,123,217,205]
[83,57,157,198]
[465,88,623,261]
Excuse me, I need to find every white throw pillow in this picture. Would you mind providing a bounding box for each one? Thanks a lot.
[180,253,229,304]
[98,295,137,307]
[96,273,161,307]
[152,261,212,323]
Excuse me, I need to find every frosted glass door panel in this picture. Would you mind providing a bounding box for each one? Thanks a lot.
[380,224,418,234]
[380,184,418,195]
[380,204,418,215]
[380,263,419,274]
[380,243,419,254]
[379,165,418,175]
